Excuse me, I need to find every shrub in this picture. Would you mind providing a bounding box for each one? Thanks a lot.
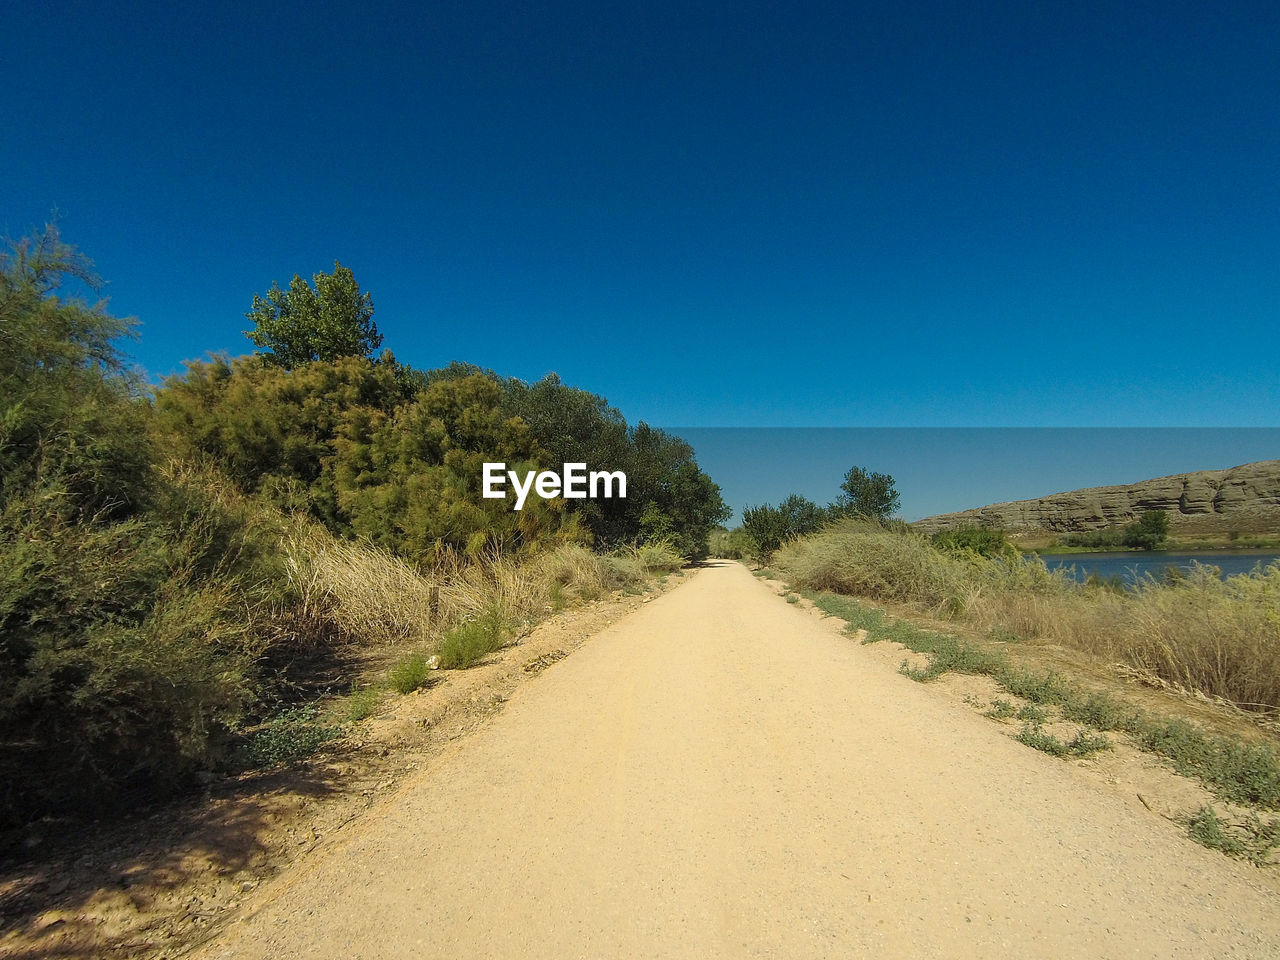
[388,652,433,693]
[234,706,342,768]
[1122,510,1170,550]
[436,607,507,669]
[932,526,1014,559]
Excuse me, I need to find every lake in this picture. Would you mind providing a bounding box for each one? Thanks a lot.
[1038,549,1280,584]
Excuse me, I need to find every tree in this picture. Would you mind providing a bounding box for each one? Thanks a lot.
[244,262,381,368]
[835,466,900,520]
[741,494,829,563]
[1122,510,1169,551]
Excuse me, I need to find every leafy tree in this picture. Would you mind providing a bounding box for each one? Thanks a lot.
[0,223,150,520]
[502,375,726,557]
[152,353,412,529]
[741,494,829,563]
[336,374,581,560]
[245,262,382,368]
[1122,510,1170,550]
[836,466,900,520]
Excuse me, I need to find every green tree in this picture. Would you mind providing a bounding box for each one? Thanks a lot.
[741,495,829,563]
[244,262,382,368]
[501,375,727,557]
[836,466,900,520]
[1122,510,1170,550]
[1,228,295,824]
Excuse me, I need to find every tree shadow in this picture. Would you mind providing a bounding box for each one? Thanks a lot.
[0,758,350,959]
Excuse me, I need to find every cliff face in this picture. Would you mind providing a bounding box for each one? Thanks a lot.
[913,460,1280,535]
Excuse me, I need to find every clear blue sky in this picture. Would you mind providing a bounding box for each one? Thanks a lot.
[6,0,1278,433]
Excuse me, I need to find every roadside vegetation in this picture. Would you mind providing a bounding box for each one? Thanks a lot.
[0,225,719,833]
[774,519,1280,713]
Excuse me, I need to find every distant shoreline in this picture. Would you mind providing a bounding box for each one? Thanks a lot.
[1024,539,1280,556]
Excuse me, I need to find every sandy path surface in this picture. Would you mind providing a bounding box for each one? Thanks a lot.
[199,562,1279,959]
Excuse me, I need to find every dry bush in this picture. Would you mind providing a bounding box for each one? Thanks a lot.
[282,524,438,645]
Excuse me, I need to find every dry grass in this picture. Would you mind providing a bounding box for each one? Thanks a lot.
[283,525,438,645]
[283,527,683,666]
[776,519,1280,712]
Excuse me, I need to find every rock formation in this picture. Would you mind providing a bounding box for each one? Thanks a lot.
[913,460,1280,535]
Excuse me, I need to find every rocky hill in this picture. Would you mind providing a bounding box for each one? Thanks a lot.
[913,460,1280,536]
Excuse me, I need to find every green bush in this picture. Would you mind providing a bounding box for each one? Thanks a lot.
[0,229,315,826]
[1122,510,1170,550]
[388,652,433,693]
[234,706,342,768]
[932,526,1015,559]
[436,607,508,669]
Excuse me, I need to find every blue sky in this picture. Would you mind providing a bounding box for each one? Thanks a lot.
[677,429,1280,521]
[6,1,1278,442]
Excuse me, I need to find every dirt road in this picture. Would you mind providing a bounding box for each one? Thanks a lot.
[200,562,1279,959]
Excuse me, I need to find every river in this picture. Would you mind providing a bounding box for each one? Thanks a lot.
[1037,549,1280,584]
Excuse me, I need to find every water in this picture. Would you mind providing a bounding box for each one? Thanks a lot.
[1038,549,1280,584]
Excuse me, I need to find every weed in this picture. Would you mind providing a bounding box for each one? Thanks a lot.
[986,699,1017,720]
[987,627,1024,643]
[997,669,1074,706]
[436,606,508,669]
[785,593,800,604]
[388,652,432,693]
[1187,807,1280,865]
[346,684,380,721]
[235,706,342,768]
[1017,704,1049,724]
[1016,724,1111,758]
[1060,691,1133,731]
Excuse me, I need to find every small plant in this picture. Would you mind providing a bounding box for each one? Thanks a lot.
[1016,724,1111,758]
[436,606,508,670]
[785,593,800,604]
[985,699,1017,720]
[1017,704,1050,724]
[998,669,1074,706]
[1187,806,1280,865]
[346,684,381,721]
[388,652,432,693]
[235,706,342,769]
[986,627,1023,643]
[1060,691,1131,731]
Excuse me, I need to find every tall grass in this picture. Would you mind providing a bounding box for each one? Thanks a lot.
[283,532,684,669]
[776,519,1280,712]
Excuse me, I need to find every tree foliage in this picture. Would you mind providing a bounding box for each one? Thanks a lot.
[1122,509,1170,550]
[1,228,296,825]
[742,495,830,563]
[244,262,382,368]
[836,466,900,520]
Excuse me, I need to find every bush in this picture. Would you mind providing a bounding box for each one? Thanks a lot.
[775,519,1280,712]
[932,526,1014,559]
[436,607,508,669]
[1122,510,1170,550]
[234,706,342,768]
[388,652,433,692]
